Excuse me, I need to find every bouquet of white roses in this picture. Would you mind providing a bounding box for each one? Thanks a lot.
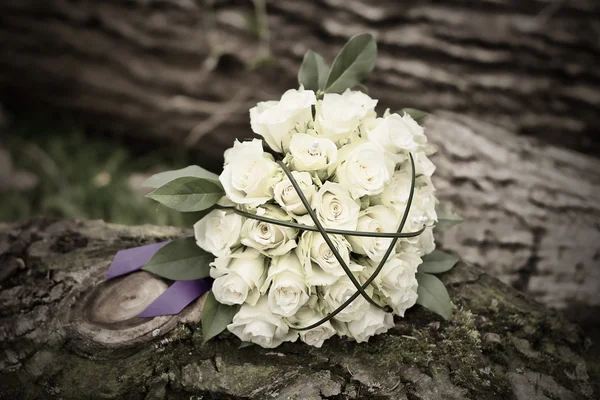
[127,34,461,349]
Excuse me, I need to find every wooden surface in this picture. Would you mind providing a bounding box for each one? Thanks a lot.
[0,219,597,399]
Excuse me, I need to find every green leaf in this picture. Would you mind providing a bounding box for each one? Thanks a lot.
[142,165,219,189]
[324,33,377,94]
[416,272,452,320]
[298,50,330,91]
[402,108,429,125]
[202,291,240,343]
[146,177,224,212]
[142,237,213,280]
[419,250,459,274]
[435,204,463,232]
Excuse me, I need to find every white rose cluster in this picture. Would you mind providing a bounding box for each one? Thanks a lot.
[194,88,439,348]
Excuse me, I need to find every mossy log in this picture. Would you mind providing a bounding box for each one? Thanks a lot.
[0,219,597,399]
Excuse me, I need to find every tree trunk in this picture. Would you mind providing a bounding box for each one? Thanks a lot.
[429,113,600,331]
[0,219,597,399]
[0,1,599,331]
[0,0,599,156]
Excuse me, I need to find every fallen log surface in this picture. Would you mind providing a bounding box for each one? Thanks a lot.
[428,113,600,330]
[0,219,597,399]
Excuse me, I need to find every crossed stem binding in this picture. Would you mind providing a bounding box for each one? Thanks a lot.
[225,153,418,331]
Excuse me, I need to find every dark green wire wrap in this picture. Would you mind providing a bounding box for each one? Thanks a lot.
[231,208,426,239]
[224,153,419,330]
[276,160,383,310]
[293,153,417,330]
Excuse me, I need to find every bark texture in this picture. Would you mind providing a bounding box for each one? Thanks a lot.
[0,0,599,329]
[429,113,600,330]
[0,0,599,155]
[0,219,598,399]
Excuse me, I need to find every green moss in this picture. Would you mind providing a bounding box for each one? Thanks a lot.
[358,306,511,397]
[168,325,193,342]
[456,282,598,398]
[439,308,483,387]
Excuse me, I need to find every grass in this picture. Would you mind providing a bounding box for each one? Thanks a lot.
[1,115,207,227]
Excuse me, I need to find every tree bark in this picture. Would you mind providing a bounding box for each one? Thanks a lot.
[0,219,597,399]
[0,0,599,156]
[0,0,599,331]
[429,113,600,331]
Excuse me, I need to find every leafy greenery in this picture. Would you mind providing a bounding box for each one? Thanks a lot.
[298,33,377,96]
[202,291,240,343]
[142,237,213,280]
[143,165,219,189]
[436,204,464,232]
[297,50,329,91]
[324,33,377,94]
[146,176,224,212]
[419,250,459,274]
[1,115,205,226]
[416,272,453,320]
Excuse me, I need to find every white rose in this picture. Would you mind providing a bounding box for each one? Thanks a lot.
[365,113,427,163]
[402,186,438,243]
[346,305,395,343]
[194,209,243,257]
[346,205,400,262]
[210,248,266,306]
[395,243,422,256]
[335,141,394,199]
[286,301,337,348]
[297,231,358,286]
[219,139,282,208]
[372,253,420,316]
[273,171,316,218]
[311,182,360,230]
[288,133,338,176]
[413,151,436,177]
[372,167,412,210]
[373,163,437,227]
[227,296,298,348]
[241,205,298,256]
[261,252,310,317]
[250,87,316,153]
[414,226,436,256]
[315,89,377,145]
[321,274,372,322]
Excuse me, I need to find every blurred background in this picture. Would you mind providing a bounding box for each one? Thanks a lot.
[1,1,599,340]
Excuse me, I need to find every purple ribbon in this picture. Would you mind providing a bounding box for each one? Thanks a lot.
[105,241,170,280]
[105,240,212,318]
[138,278,213,317]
